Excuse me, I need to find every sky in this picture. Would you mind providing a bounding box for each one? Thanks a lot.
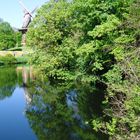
[0,0,49,28]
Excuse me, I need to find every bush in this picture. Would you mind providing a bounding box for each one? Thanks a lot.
[16,55,29,64]
[0,54,17,65]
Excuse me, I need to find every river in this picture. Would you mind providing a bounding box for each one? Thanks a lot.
[0,66,108,140]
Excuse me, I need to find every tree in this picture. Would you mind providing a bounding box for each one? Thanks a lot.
[27,0,140,139]
[0,21,22,50]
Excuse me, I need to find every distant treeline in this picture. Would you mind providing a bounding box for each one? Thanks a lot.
[0,19,22,50]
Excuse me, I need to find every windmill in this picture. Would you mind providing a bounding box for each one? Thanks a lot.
[19,1,37,46]
[19,1,37,28]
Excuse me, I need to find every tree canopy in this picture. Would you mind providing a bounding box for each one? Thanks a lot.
[0,20,22,50]
[26,0,140,139]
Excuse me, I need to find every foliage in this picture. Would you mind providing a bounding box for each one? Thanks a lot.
[0,53,28,65]
[0,54,17,65]
[0,66,23,100]
[0,21,22,50]
[16,55,29,64]
[91,0,140,139]
[27,0,140,139]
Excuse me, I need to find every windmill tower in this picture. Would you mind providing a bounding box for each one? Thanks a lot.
[19,1,37,46]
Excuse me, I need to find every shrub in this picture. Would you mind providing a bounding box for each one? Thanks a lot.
[0,54,17,65]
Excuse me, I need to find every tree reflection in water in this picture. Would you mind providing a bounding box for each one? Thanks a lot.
[0,67,18,100]
[0,66,34,101]
[25,75,108,140]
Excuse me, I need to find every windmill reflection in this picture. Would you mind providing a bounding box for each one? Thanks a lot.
[16,66,35,105]
[16,66,34,86]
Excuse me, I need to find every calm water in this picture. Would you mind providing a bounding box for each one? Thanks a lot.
[0,66,107,140]
[0,66,37,140]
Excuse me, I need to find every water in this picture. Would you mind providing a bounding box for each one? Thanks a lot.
[0,66,107,140]
[0,66,37,140]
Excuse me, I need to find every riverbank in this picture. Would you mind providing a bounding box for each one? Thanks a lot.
[0,51,23,57]
[0,48,33,65]
[0,53,29,65]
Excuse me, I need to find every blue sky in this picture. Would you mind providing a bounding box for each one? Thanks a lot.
[0,0,48,28]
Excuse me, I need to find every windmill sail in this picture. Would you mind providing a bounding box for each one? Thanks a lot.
[19,1,32,17]
[31,7,37,14]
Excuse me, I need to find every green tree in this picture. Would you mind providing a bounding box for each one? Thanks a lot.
[27,0,140,139]
[0,21,22,50]
[98,0,140,139]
